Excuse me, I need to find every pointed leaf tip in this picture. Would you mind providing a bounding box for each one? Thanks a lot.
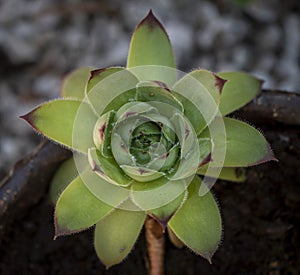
[137,10,166,33]
[214,74,227,94]
[19,108,39,130]
[127,10,176,85]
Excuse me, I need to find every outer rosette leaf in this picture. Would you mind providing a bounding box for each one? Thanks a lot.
[55,174,113,237]
[131,177,186,213]
[199,117,277,167]
[62,67,93,100]
[94,208,146,268]
[88,148,132,187]
[173,70,224,135]
[50,158,78,204]
[86,67,138,115]
[198,165,246,182]
[168,176,222,262]
[217,71,262,116]
[20,99,97,152]
[148,190,187,230]
[127,10,176,85]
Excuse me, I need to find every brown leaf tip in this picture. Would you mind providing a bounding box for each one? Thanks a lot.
[198,153,212,168]
[214,74,227,94]
[137,10,168,35]
[90,68,108,80]
[19,107,39,130]
[54,212,85,239]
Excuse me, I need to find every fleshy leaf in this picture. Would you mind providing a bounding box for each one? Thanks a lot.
[189,70,225,102]
[20,99,96,151]
[93,110,115,157]
[199,117,277,167]
[148,190,186,230]
[88,148,132,187]
[136,81,183,112]
[62,67,93,100]
[198,165,246,182]
[217,71,262,116]
[79,168,131,208]
[131,177,186,212]
[167,227,185,248]
[86,67,124,94]
[168,176,222,262]
[50,157,78,204]
[127,10,176,85]
[94,208,146,269]
[86,67,138,115]
[55,175,113,237]
[173,71,221,135]
[121,165,164,182]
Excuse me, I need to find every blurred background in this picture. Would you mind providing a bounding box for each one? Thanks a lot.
[0,0,299,177]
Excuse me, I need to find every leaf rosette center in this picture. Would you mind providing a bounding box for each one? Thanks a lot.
[72,71,206,210]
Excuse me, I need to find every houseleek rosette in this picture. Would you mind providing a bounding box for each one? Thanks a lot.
[21,10,276,268]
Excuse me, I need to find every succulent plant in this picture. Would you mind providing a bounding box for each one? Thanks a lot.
[21,10,276,269]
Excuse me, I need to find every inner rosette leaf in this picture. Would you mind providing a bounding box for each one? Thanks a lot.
[111,101,181,182]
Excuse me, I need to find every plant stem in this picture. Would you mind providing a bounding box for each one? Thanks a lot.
[145,216,165,275]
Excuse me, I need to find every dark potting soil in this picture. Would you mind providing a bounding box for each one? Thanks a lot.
[0,127,299,274]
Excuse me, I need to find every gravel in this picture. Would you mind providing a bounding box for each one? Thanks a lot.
[0,0,299,178]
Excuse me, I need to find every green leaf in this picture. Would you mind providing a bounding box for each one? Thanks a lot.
[131,177,186,212]
[79,168,131,209]
[198,165,246,182]
[94,208,146,268]
[136,81,183,112]
[93,110,115,157]
[88,148,132,187]
[86,67,124,94]
[200,117,276,167]
[121,165,164,182]
[168,176,222,262]
[173,70,221,135]
[62,67,94,100]
[55,175,113,237]
[49,158,78,204]
[86,67,138,115]
[149,191,186,229]
[167,227,185,248]
[189,70,225,102]
[21,99,96,151]
[217,71,262,116]
[127,10,176,85]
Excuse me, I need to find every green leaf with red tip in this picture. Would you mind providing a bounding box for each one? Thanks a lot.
[131,177,186,212]
[148,190,186,230]
[94,208,146,269]
[88,148,132,187]
[127,10,176,85]
[21,99,96,153]
[136,81,183,112]
[173,70,222,135]
[50,158,78,204]
[199,117,277,167]
[197,165,246,182]
[189,70,225,102]
[168,176,222,262]
[55,175,113,237]
[93,110,115,157]
[121,165,164,182]
[86,67,138,115]
[217,71,262,116]
[62,67,94,100]
[86,67,124,94]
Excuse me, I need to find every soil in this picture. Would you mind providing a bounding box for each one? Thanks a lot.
[0,124,299,275]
